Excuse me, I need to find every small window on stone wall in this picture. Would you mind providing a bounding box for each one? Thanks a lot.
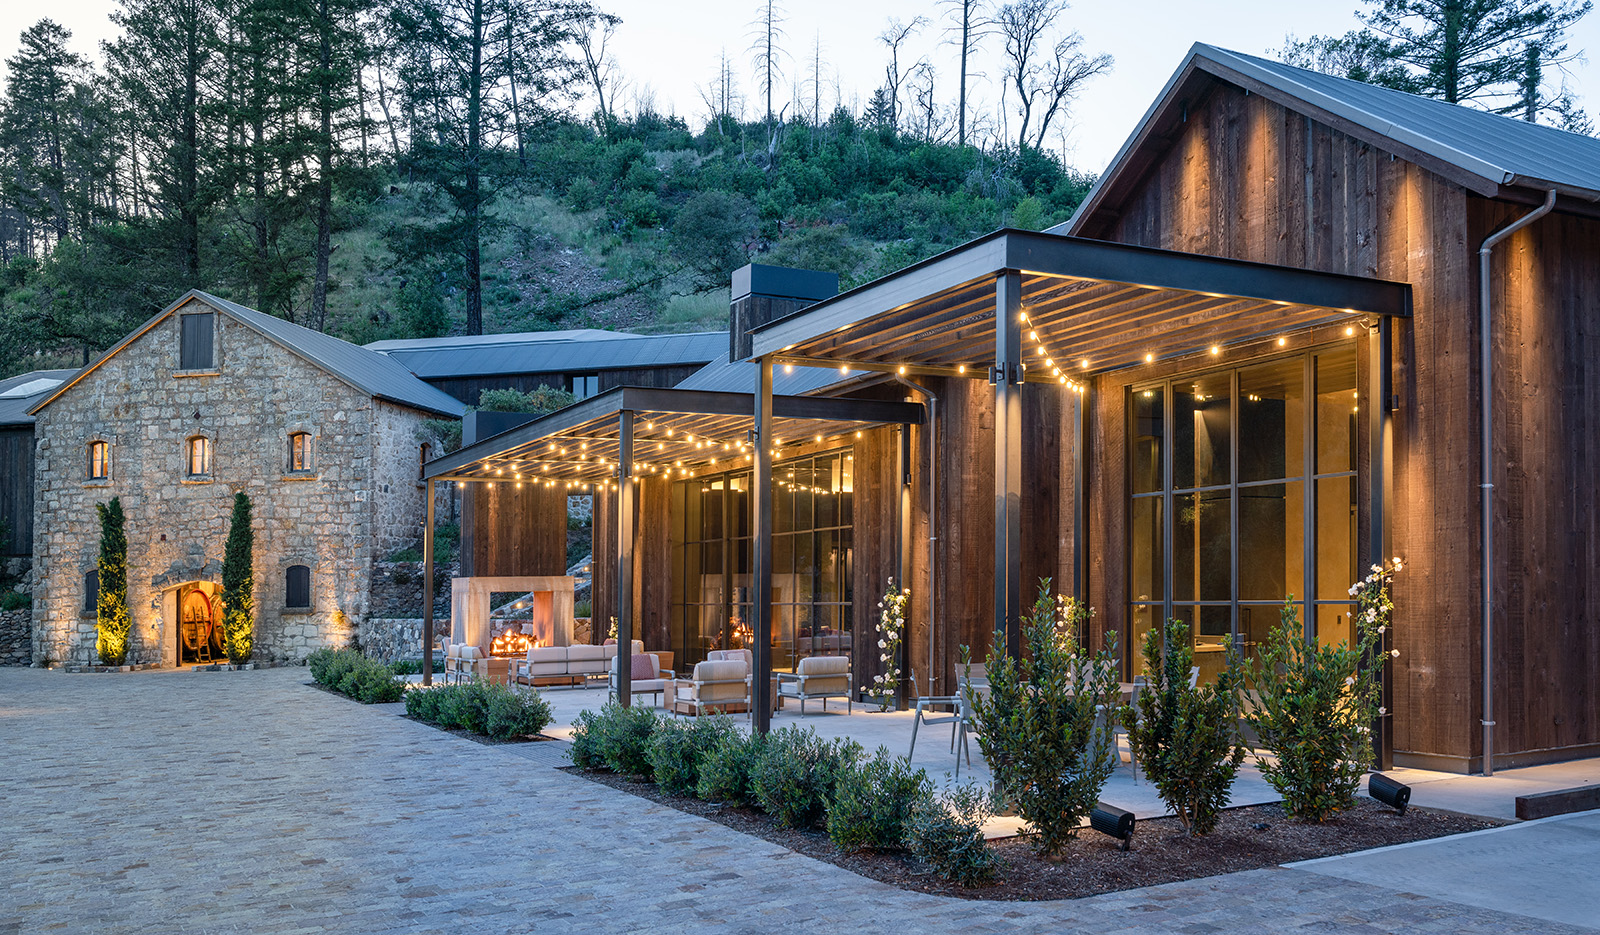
[88,441,109,479]
[285,565,311,609]
[83,569,98,614]
[288,432,312,472]
[180,312,214,369]
[187,436,212,477]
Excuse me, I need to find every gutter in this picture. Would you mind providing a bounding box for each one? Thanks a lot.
[1477,187,1556,777]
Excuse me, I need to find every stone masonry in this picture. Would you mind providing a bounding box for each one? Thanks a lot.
[0,608,29,665]
[30,298,441,666]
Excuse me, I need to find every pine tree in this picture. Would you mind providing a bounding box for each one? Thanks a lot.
[0,20,97,250]
[221,491,255,663]
[95,497,131,666]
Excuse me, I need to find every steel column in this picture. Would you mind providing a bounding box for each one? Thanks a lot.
[896,423,912,710]
[1370,319,1394,770]
[422,479,436,687]
[752,359,776,733]
[1072,385,1088,604]
[616,410,635,707]
[994,270,1024,656]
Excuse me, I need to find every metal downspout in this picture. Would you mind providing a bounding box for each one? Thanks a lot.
[1477,188,1556,776]
[891,376,939,697]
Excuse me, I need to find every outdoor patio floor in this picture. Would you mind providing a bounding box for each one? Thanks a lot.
[3,665,1595,935]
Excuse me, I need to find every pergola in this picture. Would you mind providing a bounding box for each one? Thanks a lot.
[420,386,925,705]
[745,229,1412,731]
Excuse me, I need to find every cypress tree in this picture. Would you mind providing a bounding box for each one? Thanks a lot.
[95,497,130,665]
[221,491,255,663]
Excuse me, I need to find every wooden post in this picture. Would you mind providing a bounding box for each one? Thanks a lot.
[422,478,436,687]
[752,359,775,733]
[616,411,634,707]
[994,271,1024,656]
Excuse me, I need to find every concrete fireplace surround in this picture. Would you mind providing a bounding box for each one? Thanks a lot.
[449,576,576,654]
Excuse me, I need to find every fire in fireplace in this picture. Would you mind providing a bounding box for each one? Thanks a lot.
[490,629,542,657]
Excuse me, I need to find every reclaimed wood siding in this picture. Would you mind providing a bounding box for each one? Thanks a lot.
[460,483,568,577]
[0,428,31,555]
[852,426,902,690]
[1084,86,1483,764]
[1477,203,1600,759]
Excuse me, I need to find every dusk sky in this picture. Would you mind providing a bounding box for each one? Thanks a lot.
[3,0,1597,173]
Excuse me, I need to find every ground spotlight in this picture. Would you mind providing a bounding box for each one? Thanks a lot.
[1368,772,1411,815]
[1090,803,1135,850]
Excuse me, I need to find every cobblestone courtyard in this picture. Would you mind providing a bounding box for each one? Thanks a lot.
[1,666,1590,935]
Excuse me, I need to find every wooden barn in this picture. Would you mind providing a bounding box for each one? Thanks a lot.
[434,44,1599,774]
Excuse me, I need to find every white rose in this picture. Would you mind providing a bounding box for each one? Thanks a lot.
[1390,649,1400,658]
[1378,706,1387,715]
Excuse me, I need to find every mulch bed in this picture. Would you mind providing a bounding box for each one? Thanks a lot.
[397,714,559,746]
[567,768,1503,901]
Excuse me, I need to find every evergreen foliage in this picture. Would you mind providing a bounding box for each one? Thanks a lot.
[94,497,131,665]
[1121,619,1245,835]
[749,726,862,829]
[967,578,1118,857]
[825,746,932,851]
[645,716,736,794]
[1240,596,1383,822]
[904,784,1000,886]
[220,491,255,664]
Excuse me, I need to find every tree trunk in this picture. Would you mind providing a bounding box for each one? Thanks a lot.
[311,0,335,332]
[182,10,201,284]
[465,0,485,336]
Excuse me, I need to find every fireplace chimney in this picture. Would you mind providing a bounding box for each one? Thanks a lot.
[729,264,838,362]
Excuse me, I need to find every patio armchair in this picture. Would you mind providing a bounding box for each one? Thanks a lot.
[667,658,751,716]
[776,655,852,714]
[608,652,675,706]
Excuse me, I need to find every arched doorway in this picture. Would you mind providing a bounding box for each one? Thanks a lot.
[178,584,223,663]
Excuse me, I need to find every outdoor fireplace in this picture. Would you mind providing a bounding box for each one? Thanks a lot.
[490,627,539,658]
[451,575,576,657]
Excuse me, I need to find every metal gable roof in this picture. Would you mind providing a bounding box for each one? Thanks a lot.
[368,330,726,379]
[193,293,466,416]
[0,369,79,427]
[29,291,465,418]
[1061,43,1600,236]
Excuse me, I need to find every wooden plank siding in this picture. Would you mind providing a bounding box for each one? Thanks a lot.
[0,428,32,555]
[459,483,568,578]
[1076,78,1600,769]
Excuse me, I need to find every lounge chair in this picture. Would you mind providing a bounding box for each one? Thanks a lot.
[776,655,852,714]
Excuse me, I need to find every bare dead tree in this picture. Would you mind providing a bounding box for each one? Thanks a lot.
[748,0,788,149]
[576,11,623,134]
[908,61,953,143]
[878,16,928,131]
[941,0,993,146]
[996,0,1110,151]
[695,47,743,134]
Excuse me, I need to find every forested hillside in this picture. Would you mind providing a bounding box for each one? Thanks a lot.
[0,0,1101,379]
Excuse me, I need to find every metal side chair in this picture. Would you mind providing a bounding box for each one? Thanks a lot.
[947,663,990,777]
[907,669,964,763]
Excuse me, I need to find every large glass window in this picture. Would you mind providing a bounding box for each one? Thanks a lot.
[1128,343,1361,678]
[670,449,854,673]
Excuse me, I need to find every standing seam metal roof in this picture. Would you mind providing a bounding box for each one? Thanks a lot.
[0,369,80,426]
[369,331,727,379]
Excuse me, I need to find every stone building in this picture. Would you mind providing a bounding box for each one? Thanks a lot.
[27,291,464,666]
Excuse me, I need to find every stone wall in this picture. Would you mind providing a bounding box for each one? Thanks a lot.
[29,301,441,667]
[359,618,427,662]
[370,400,433,559]
[0,608,30,665]
[368,559,457,619]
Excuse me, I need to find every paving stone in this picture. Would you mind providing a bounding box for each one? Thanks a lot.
[1,666,1593,935]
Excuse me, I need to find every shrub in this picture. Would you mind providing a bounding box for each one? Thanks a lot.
[438,681,491,734]
[220,492,255,664]
[968,579,1119,856]
[308,648,404,704]
[905,785,1000,886]
[483,684,554,740]
[404,684,445,722]
[567,702,659,776]
[1,590,31,611]
[695,730,765,805]
[647,717,736,794]
[1242,569,1396,821]
[826,746,932,852]
[749,726,862,829]
[94,497,130,666]
[389,658,444,676]
[1121,619,1244,835]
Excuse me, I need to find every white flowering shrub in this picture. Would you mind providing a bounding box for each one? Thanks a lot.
[871,579,908,711]
[1240,558,1402,821]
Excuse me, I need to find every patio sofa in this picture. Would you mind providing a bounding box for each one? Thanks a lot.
[509,640,643,688]
[609,652,675,706]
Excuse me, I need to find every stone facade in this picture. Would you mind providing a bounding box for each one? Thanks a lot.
[0,607,29,665]
[30,303,442,666]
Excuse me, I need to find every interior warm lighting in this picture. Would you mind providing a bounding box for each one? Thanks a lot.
[1277,337,1288,347]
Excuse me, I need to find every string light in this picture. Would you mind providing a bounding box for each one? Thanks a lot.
[1345,326,1356,336]
[1145,353,1155,363]
[1210,345,1220,356]
[1277,337,1287,347]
